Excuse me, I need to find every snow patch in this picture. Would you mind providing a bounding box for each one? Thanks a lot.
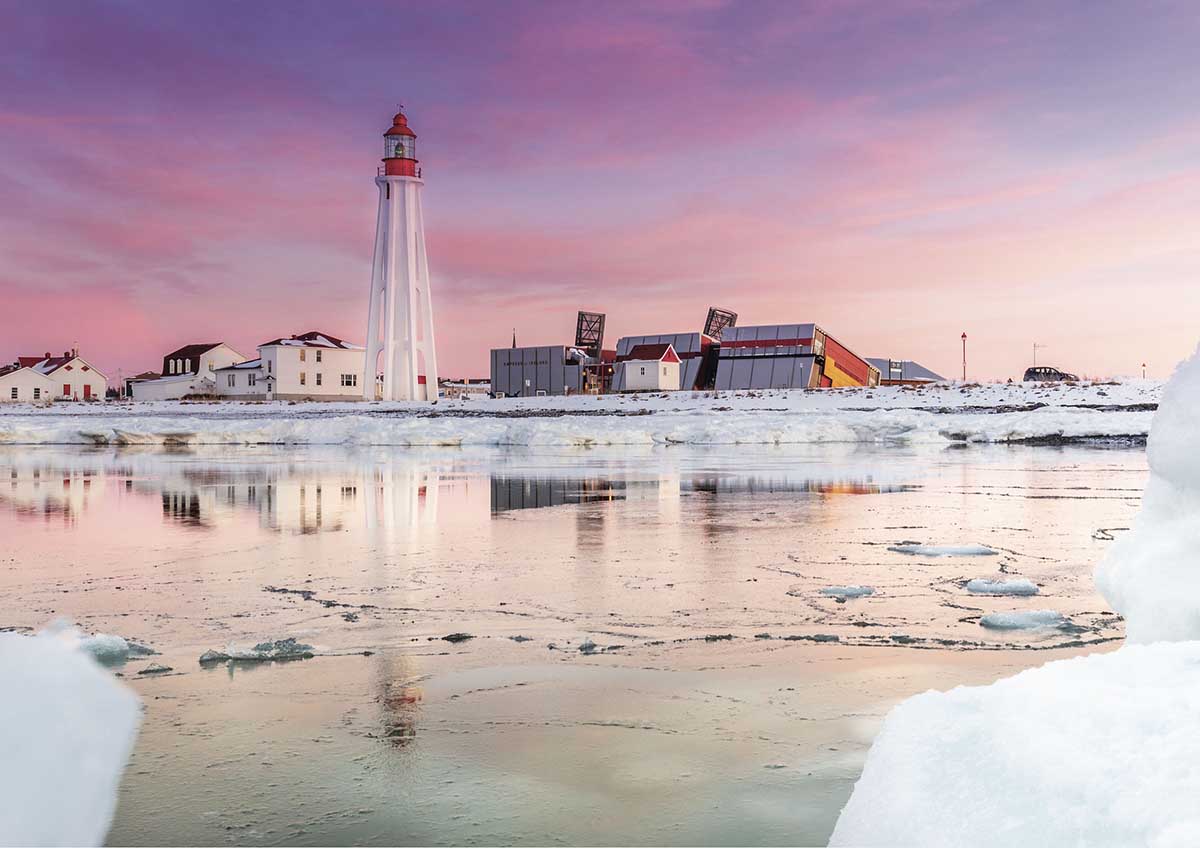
[830,643,1200,846]
[966,578,1039,596]
[1096,343,1200,643]
[0,629,141,846]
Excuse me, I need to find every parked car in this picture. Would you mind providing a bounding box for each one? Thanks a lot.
[1023,366,1078,382]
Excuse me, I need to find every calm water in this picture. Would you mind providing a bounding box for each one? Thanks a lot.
[0,443,1145,846]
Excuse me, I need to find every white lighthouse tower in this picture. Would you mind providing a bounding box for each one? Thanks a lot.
[363,108,439,401]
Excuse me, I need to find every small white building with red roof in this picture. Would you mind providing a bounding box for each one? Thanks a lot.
[618,343,682,392]
[0,349,108,402]
[213,331,366,401]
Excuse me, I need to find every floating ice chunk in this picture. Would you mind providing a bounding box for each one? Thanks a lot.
[966,578,1039,596]
[889,544,998,557]
[820,585,875,598]
[198,637,314,665]
[136,663,173,675]
[78,633,130,664]
[1096,344,1200,643]
[0,629,141,846]
[979,610,1066,630]
[831,642,1200,846]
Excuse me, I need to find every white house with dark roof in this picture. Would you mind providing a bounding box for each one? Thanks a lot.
[131,342,247,400]
[1,350,108,401]
[214,331,366,401]
[0,362,57,403]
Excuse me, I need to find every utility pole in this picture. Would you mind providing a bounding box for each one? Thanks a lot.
[961,332,967,382]
[1142,362,1147,379]
[1033,342,1047,366]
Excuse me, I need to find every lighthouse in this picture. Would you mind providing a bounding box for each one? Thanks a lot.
[362,108,439,401]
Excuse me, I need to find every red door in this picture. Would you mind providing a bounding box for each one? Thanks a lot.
[83,384,92,400]
[63,383,70,398]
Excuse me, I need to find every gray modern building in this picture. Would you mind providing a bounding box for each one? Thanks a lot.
[489,346,588,397]
[715,324,880,390]
[866,358,946,384]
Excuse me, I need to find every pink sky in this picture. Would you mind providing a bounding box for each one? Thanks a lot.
[2,0,1199,381]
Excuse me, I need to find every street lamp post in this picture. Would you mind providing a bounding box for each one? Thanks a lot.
[961,332,967,382]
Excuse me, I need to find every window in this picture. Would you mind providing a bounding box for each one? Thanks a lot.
[267,360,272,373]
[185,358,191,372]
[227,374,236,387]
[639,366,646,376]
[662,366,668,376]
[248,374,257,387]
[176,359,183,374]
[168,360,175,375]
[208,362,214,371]
[300,372,306,386]
[340,374,357,387]
[33,388,40,400]
[300,349,306,362]
[9,387,16,400]
[315,373,322,386]
[315,350,322,363]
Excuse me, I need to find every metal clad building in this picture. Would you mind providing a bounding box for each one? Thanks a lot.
[716,324,879,390]
[612,332,716,391]
[489,346,585,397]
[866,358,946,384]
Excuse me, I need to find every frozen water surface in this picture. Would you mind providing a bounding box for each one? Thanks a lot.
[0,440,1144,845]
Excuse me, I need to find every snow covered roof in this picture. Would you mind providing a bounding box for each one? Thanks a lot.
[15,353,106,379]
[258,331,363,351]
[213,358,264,371]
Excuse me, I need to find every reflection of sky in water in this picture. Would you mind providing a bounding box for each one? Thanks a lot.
[0,444,1148,845]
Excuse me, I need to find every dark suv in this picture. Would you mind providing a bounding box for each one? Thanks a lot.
[1023,366,1078,382]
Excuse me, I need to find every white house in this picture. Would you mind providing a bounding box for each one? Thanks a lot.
[131,343,248,400]
[214,331,365,401]
[0,363,57,403]
[8,350,108,401]
[619,343,681,392]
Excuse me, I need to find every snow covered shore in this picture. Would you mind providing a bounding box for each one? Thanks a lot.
[831,347,1200,847]
[0,380,1160,447]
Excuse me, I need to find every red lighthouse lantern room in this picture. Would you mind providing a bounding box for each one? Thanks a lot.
[383,110,418,177]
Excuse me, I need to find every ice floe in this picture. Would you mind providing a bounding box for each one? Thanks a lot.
[978,610,1067,630]
[198,637,315,664]
[965,578,1039,596]
[0,628,141,846]
[819,585,875,598]
[889,544,998,557]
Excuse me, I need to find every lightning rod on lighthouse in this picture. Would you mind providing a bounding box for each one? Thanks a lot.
[363,107,439,401]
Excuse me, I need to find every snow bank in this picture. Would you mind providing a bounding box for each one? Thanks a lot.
[830,643,1200,847]
[0,630,141,846]
[1096,344,1200,643]
[978,610,1066,630]
[0,382,1157,447]
[966,578,1039,596]
[889,544,998,557]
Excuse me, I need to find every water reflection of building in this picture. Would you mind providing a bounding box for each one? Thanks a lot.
[1,465,100,525]
[369,651,422,749]
[490,477,627,513]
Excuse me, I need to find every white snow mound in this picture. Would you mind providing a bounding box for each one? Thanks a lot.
[830,643,1200,847]
[1096,343,1200,643]
[0,630,141,846]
